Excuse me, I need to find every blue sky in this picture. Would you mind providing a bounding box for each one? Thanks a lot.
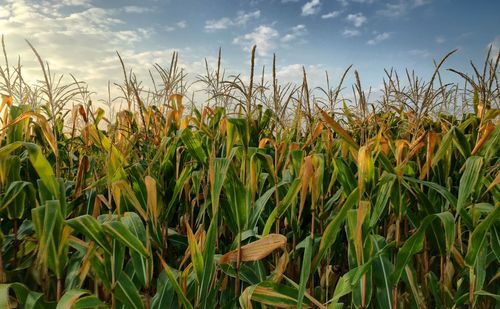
[0,0,498,99]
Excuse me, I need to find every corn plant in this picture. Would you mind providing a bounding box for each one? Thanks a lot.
[0,39,499,308]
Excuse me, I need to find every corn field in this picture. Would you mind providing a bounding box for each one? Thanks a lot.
[0,40,499,308]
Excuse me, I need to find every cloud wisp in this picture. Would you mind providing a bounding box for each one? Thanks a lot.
[321,11,341,19]
[302,0,321,16]
[346,13,367,27]
[281,24,308,43]
[205,10,261,32]
[367,32,391,45]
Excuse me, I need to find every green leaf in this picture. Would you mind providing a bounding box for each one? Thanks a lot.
[72,295,105,308]
[0,142,59,198]
[122,212,151,288]
[452,127,471,159]
[115,272,145,309]
[372,235,393,309]
[0,282,45,309]
[457,156,483,215]
[240,281,303,308]
[370,174,396,228]
[186,222,204,283]
[402,175,473,229]
[24,142,60,199]
[391,212,455,285]
[157,255,193,309]
[297,236,313,309]
[329,268,357,305]
[151,272,175,309]
[312,188,359,271]
[56,289,89,309]
[181,128,207,164]
[200,219,217,308]
[491,224,500,262]
[465,205,500,267]
[66,215,112,254]
[103,220,148,257]
[431,128,454,167]
[165,165,193,221]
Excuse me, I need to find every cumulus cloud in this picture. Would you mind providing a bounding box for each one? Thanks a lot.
[233,25,279,56]
[275,63,327,83]
[346,13,367,27]
[204,10,260,32]
[0,0,198,99]
[321,11,341,19]
[301,0,321,16]
[342,28,361,37]
[281,24,308,43]
[367,32,391,45]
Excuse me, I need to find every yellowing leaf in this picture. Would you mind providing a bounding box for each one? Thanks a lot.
[319,109,358,150]
[1,95,13,107]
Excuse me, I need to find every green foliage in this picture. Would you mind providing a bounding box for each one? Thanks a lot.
[0,42,499,308]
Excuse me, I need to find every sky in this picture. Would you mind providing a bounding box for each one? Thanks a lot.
[0,0,499,101]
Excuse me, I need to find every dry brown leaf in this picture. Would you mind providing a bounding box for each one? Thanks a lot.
[472,123,495,155]
[271,251,289,283]
[219,234,287,264]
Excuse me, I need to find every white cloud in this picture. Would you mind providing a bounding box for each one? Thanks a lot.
[276,63,327,83]
[0,0,199,100]
[122,6,153,14]
[367,32,391,45]
[409,49,431,58]
[57,0,92,7]
[233,25,279,56]
[321,11,341,19]
[435,36,445,44]
[336,0,375,6]
[413,0,428,7]
[301,0,321,16]
[236,10,261,26]
[281,24,308,43]
[342,28,361,37]
[164,21,187,32]
[346,13,367,27]
[177,20,187,29]
[204,10,260,32]
[205,17,232,31]
[377,0,430,17]
[0,7,9,18]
